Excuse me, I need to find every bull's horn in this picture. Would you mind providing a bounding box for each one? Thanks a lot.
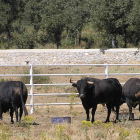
[70,79,77,84]
[87,81,94,84]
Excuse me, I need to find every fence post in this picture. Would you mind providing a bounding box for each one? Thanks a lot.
[30,64,33,114]
[105,63,108,79]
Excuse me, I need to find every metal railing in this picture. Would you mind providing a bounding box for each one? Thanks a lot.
[1,64,140,114]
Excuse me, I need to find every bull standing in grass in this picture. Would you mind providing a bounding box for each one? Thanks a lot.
[121,78,140,120]
[0,81,28,123]
[70,77,122,123]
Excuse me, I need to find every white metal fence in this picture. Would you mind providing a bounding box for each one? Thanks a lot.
[1,64,140,114]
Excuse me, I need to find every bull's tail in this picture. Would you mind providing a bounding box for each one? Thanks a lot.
[20,81,28,116]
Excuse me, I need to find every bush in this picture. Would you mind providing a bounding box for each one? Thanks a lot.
[20,69,50,84]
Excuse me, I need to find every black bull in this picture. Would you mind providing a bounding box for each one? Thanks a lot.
[121,78,140,120]
[70,77,122,123]
[0,81,28,123]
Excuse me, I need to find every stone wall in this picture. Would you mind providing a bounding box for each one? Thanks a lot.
[0,49,140,65]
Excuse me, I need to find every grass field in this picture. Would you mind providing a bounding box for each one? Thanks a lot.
[0,65,140,140]
[1,104,140,140]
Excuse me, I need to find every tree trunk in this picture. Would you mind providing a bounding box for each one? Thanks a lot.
[6,27,10,42]
[124,31,127,48]
[111,35,117,48]
[56,43,59,49]
[78,30,81,45]
[75,34,77,48]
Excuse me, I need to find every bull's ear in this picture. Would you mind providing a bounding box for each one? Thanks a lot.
[135,91,140,98]
[87,81,94,85]
[72,83,77,87]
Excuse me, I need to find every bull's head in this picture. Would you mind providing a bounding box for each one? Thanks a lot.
[70,78,94,98]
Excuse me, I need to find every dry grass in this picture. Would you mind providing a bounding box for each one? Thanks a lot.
[0,65,140,139]
[1,103,140,140]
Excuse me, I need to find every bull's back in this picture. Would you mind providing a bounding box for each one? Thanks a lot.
[123,78,138,93]
[0,81,28,105]
[94,78,122,103]
[99,78,122,95]
[123,78,140,100]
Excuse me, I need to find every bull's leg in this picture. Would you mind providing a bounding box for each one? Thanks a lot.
[82,103,90,121]
[13,105,19,122]
[15,107,18,122]
[10,108,14,123]
[91,104,97,123]
[0,101,2,120]
[138,98,140,119]
[85,109,90,121]
[115,105,120,122]
[105,102,112,123]
[19,106,23,121]
[126,98,134,120]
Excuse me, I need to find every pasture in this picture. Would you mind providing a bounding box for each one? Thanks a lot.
[0,65,140,140]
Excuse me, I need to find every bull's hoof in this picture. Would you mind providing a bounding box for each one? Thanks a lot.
[129,117,134,121]
[32,122,39,125]
[104,120,110,123]
[10,121,14,124]
[114,119,120,123]
[86,118,90,121]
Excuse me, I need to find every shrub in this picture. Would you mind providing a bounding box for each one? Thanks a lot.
[20,69,50,84]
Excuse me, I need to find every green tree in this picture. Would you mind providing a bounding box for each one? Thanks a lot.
[39,0,66,49]
[0,1,11,47]
[127,0,140,47]
[0,0,27,48]
[92,0,133,48]
[63,0,91,47]
[11,0,66,49]
[1,0,140,49]
[12,0,41,49]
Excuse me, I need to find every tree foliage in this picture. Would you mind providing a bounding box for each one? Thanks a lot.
[0,0,140,49]
[92,0,133,48]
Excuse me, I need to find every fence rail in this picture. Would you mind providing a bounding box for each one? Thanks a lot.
[1,64,140,114]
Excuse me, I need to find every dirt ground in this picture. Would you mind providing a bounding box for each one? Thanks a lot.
[2,103,140,140]
[1,65,140,139]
